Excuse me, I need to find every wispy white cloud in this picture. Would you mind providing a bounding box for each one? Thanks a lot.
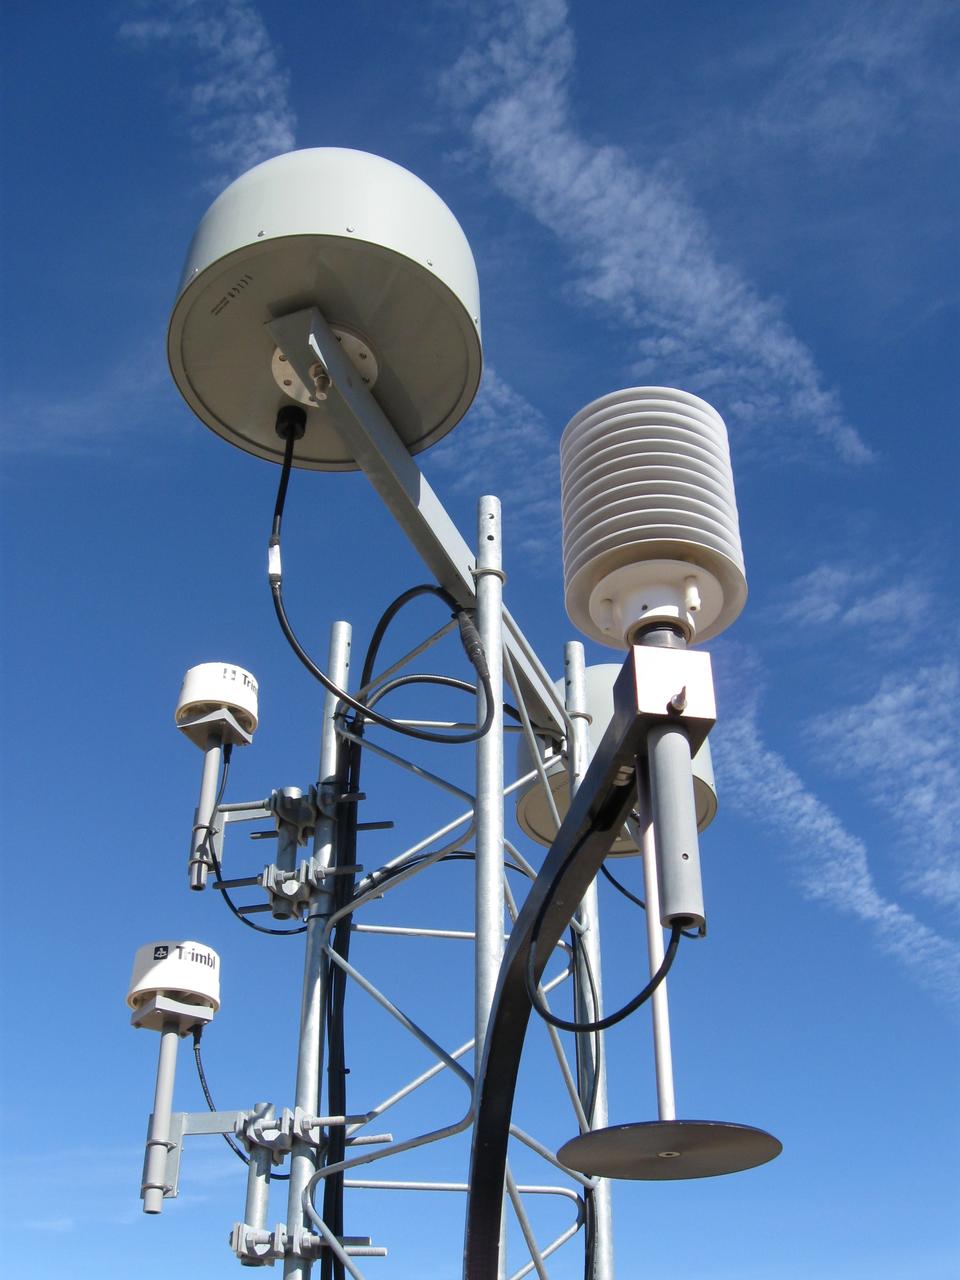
[118,0,296,185]
[776,562,935,635]
[750,0,959,162]
[769,560,959,915]
[712,659,960,1004]
[426,366,560,559]
[806,663,960,914]
[442,0,872,465]
[3,1139,241,1232]
[3,1144,150,1232]
[23,1217,77,1234]
[0,343,175,457]
[13,2,298,459]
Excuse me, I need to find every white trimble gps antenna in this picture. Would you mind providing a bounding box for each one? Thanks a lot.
[175,662,258,890]
[128,941,221,1214]
[130,146,780,1280]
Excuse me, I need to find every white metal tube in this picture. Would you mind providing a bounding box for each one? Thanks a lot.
[474,496,505,1057]
[346,1039,474,1136]
[284,622,352,1280]
[475,495,506,1278]
[564,642,615,1280]
[505,1165,549,1280]
[243,1102,275,1244]
[636,773,677,1122]
[141,1021,180,1213]
[189,731,223,889]
[275,788,303,874]
[273,787,305,922]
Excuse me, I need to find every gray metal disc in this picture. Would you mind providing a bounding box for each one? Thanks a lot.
[557,1120,782,1181]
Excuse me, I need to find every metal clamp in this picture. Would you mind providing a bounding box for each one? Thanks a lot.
[230,1222,383,1264]
[290,1106,393,1149]
[258,861,365,919]
[472,565,507,584]
[621,647,716,753]
[230,1221,280,1266]
[236,1107,295,1161]
[258,863,315,916]
[316,783,368,820]
[268,788,319,840]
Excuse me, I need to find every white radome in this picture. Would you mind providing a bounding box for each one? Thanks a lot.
[127,940,221,1015]
[175,662,259,736]
[168,147,483,470]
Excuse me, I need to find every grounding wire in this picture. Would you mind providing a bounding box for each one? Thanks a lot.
[524,828,684,1034]
[322,736,357,1280]
[582,1183,597,1280]
[599,861,645,909]
[358,849,532,899]
[358,584,456,688]
[322,570,527,1276]
[530,915,683,1035]
[205,745,308,937]
[210,845,308,936]
[363,671,527,726]
[272,581,496,743]
[568,924,602,1125]
[321,572,519,1277]
[599,861,700,939]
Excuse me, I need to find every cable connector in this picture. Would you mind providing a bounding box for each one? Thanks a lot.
[268,537,282,585]
[456,609,490,680]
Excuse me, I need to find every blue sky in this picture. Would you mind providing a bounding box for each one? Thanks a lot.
[1,1,958,1277]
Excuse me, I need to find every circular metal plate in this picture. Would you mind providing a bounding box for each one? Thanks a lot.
[558,1120,782,1181]
[270,327,378,405]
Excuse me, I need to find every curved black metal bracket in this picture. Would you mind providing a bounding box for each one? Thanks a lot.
[463,656,653,1278]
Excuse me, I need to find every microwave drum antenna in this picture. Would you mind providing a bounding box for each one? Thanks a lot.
[168,147,482,470]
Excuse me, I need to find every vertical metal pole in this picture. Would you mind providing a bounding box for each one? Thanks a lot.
[284,622,352,1280]
[564,643,614,1280]
[242,1101,275,1264]
[141,1021,180,1214]
[274,787,305,922]
[189,731,223,889]
[636,774,677,1122]
[474,496,505,1278]
[276,789,304,873]
[633,624,689,1120]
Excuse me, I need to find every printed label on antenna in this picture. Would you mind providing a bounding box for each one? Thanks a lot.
[211,273,254,317]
